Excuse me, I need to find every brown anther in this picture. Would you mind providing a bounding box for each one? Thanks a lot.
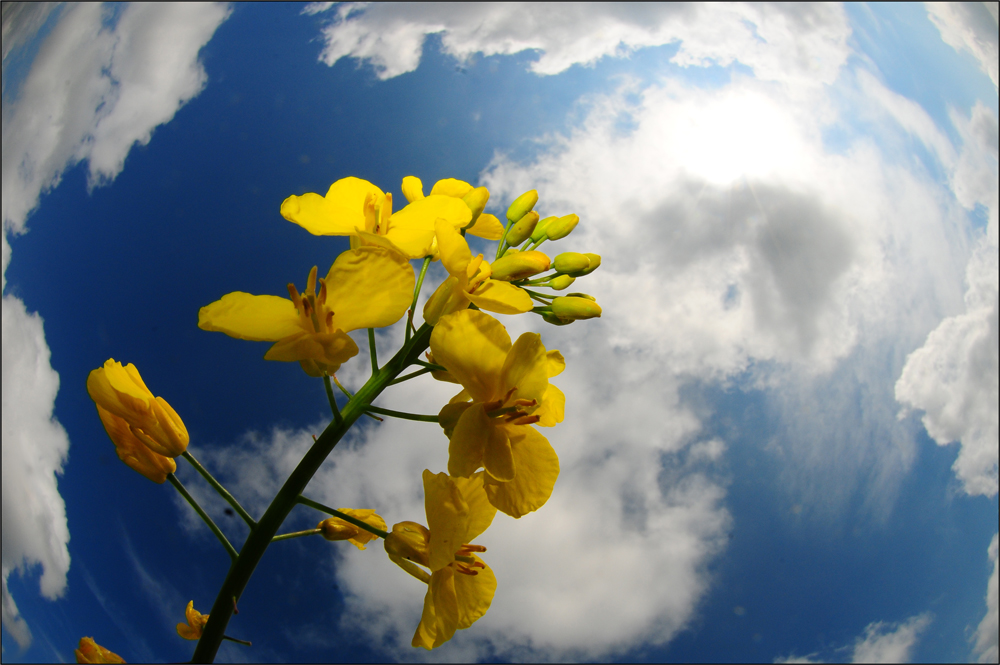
[306,266,318,295]
[458,544,487,554]
[507,414,541,426]
[318,277,328,302]
[287,283,302,306]
[325,311,334,332]
[456,562,483,576]
[301,297,314,318]
[512,398,537,408]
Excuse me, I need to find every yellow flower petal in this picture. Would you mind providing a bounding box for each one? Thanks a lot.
[198,292,302,341]
[280,177,384,235]
[466,280,534,315]
[483,426,559,518]
[412,581,440,649]
[401,175,425,202]
[546,350,566,377]
[500,332,549,405]
[264,331,359,369]
[430,310,511,403]
[424,470,469,572]
[482,424,515,483]
[535,383,566,427]
[466,212,504,240]
[422,275,469,325]
[435,218,471,278]
[75,637,126,664]
[430,178,474,198]
[452,472,496,543]
[325,247,414,332]
[453,556,496,630]
[389,196,471,256]
[428,566,461,646]
[438,400,472,438]
[447,403,489,478]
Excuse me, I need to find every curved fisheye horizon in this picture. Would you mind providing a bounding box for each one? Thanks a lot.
[2,2,997,663]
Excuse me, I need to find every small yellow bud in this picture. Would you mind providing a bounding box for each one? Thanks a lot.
[550,274,576,290]
[384,521,431,566]
[531,215,558,243]
[566,292,597,301]
[75,637,125,664]
[579,253,602,275]
[505,210,539,246]
[318,509,386,550]
[552,296,602,320]
[490,250,550,281]
[553,252,590,274]
[544,214,579,241]
[318,518,360,542]
[461,186,490,226]
[401,176,425,202]
[176,601,209,641]
[506,189,538,222]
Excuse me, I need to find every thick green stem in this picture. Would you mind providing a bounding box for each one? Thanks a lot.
[168,474,238,562]
[298,496,391,539]
[192,323,434,663]
[366,405,439,423]
[406,257,432,344]
[182,451,256,528]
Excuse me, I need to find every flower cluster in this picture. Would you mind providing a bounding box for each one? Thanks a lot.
[82,174,601,660]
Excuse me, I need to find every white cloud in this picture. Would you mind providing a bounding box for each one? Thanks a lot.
[926,2,999,92]
[311,3,849,85]
[850,613,932,663]
[895,103,999,498]
[973,532,999,662]
[1,1,230,647]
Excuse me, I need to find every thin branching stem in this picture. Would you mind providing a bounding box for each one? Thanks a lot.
[182,451,256,528]
[168,474,238,562]
[297,496,390,539]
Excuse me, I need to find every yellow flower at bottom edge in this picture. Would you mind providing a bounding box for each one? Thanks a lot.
[75,637,125,663]
[318,508,387,550]
[176,601,209,640]
[198,246,413,376]
[423,219,533,324]
[87,360,188,458]
[430,310,565,518]
[384,470,498,650]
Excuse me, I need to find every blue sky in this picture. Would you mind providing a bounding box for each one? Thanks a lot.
[1,2,997,663]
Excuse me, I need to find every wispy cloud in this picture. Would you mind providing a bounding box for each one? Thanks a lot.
[309,3,850,85]
[775,612,932,663]
[973,533,998,663]
[1,1,230,646]
[926,2,999,92]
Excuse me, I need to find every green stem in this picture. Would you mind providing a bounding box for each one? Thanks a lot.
[272,528,322,542]
[388,367,433,385]
[368,328,379,374]
[406,257,432,344]
[496,218,516,260]
[523,288,557,303]
[168,474,238,562]
[192,323,435,663]
[413,359,447,372]
[323,375,343,427]
[182,452,256,528]
[365,405,439,422]
[332,376,381,421]
[297,496,390,539]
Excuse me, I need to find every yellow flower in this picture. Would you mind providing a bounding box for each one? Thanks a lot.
[198,247,413,376]
[318,508,386,550]
[384,470,497,649]
[422,219,533,324]
[430,310,565,518]
[75,637,125,663]
[94,403,177,483]
[87,360,188,459]
[280,176,473,258]
[176,600,209,640]
[401,176,505,241]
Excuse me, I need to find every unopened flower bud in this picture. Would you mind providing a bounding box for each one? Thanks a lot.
[75,637,125,664]
[462,187,490,226]
[505,211,539,246]
[401,176,424,202]
[318,518,360,542]
[577,253,602,275]
[531,216,558,243]
[550,274,575,290]
[384,521,431,566]
[490,250,550,281]
[503,247,520,257]
[506,189,538,223]
[566,292,597,300]
[552,296,602,320]
[553,252,590,274]
[545,214,579,241]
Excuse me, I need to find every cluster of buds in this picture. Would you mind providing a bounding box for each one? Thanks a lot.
[490,189,603,325]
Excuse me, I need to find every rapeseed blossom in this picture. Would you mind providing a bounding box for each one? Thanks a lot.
[75,637,125,663]
[176,601,209,640]
[318,508,386,550]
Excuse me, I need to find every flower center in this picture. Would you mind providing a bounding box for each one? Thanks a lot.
[454,544,487,576]
[484,387,540,426]
[287,266,336,334]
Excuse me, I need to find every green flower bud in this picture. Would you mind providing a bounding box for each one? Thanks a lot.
[553,252,590,274]
[545,214,579,241]
[579,253,602,275]
[552,296,602,320]
[490,250,550,281]
[506,189,538,223]
[542,313,574,326]
[566,292,597,301]
[531,216,558,243]
[505,211,539,246]
[550,274,575,290]
[462,187,490,227]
